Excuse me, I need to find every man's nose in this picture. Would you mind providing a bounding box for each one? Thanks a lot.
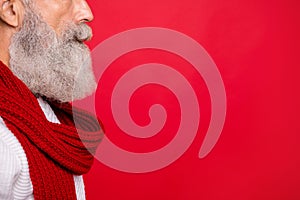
[74,0,94,24]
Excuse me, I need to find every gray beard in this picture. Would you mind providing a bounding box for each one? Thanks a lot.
[8,5,96,102]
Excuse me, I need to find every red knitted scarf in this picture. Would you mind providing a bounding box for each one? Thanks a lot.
[0,61,103,199]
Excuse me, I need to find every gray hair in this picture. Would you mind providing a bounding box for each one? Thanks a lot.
[9,2,96,102]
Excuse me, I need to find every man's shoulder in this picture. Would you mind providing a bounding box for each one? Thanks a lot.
[0,121,22,183]
[0,117,29,199]
[0,117,34,199]
[0,117,22,170]
[0,133,21,171]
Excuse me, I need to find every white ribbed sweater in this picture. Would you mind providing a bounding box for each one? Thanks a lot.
[0,98,86,200]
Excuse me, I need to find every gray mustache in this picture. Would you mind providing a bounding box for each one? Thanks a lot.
[68,23,93,42]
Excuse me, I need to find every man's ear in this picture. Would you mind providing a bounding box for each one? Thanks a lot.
[0,0,23,28]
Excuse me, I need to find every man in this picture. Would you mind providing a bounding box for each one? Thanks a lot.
[0,0,103,199]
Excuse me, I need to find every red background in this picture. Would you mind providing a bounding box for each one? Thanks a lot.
[84,0,300,199]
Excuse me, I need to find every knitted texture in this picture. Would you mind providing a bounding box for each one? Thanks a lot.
[0,61,103,199]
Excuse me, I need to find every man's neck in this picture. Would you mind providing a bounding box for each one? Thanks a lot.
[0,27,15,68]
[0,55,9,67]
